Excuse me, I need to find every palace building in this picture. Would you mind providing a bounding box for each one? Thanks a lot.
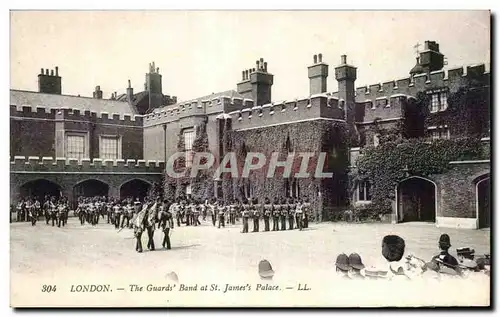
[10,40,490,229]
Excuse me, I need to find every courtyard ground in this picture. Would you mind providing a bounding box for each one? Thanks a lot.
[10,217,490,307]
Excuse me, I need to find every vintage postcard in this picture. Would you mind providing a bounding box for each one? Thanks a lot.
[9,10,491,308]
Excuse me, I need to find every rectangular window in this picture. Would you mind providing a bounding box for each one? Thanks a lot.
[66,134,86,160]
[100,136,120,160]
[428,127,450,140]
[429,90,448,112]
[376,99,388,108]
[357,181,372,202]
[183,129,195,167]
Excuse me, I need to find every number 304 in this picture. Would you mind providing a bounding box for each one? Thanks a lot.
[41,285,56,293]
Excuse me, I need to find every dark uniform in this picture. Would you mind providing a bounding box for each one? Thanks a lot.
[295,201,303,231]
[303,199,311,229]
[217,201,226,228]
[280,198,287,230]
[158,200,174,249]
[252,199,261,233]
[229,201,237,225]
[121,203,132,228]
[146,200,159,251]
[208,199,217,226]
[287,198,295,230]
[241,201,250,233]
[272,198,279,231]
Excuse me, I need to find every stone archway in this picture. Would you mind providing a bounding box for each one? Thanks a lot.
[20,179,62,201]
[397,176,436,223]
[119,179,152,201]
[73,179,110,199]
[476,175,490,229]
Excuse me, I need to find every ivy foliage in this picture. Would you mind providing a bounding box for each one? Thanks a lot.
[352,85,490,216]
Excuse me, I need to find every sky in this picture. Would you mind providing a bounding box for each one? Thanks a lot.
[10,11,490,103]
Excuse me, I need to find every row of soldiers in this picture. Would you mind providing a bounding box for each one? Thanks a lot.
[75,196,139,228]
[14,196,70,227]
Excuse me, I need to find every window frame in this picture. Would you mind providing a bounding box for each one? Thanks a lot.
[182,128,196,168]
[427,88,449,113]
[99,135,122,160]
[65,131,89,160]
[356,181,372,203]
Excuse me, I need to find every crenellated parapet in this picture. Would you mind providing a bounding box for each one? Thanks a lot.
[227,93,345,130]
[10,156,164,173]
[10,105,143,127]
[355,94,414,124]
[354,63,490,103]
[143,96,256,127]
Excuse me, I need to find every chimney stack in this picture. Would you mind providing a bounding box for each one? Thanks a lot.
[308,53,329,95]
[237,58,273,106]
[335,55,357,125]
[126,79,134,103]
[38,66,62,94]
[93,85,103,99]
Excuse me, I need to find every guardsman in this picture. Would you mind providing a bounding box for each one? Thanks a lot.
[113,201,122,229]
[106,200,114,224]
[133,201,148,253]
[263,197,272,232]
[16,199,24,222]
[77,200,85,225]
[49,197,57,227]
[303,197,311,229]
[193,200,201,226]
[176,198,184,227]
[146,198,160,251]
[121,201,133,229]
[271,197,279,231]
[287,197,295,230]
[295,199,303,231]
[208,198,217,226]
[241,198,250,233]
[57,201,65,227]
[34,199,41,222]
[217,199,226,228]
[26,199,37,226]
[61,200,69,227]
[252,198,261,233]
[279,197,287,231]
[43,199,51,224]
[159,199,174,249]
[229,200,237,225]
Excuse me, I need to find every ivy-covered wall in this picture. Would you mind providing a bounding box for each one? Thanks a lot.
[224,119,350,221]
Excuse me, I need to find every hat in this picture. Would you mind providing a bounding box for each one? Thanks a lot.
[456,247,475,256]
[348,253,365,270]
[382,235,406,262]
[335,253,350,271]
[258,260,275,278]
[439,234,451,249]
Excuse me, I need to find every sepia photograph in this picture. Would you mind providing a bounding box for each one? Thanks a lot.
[8,10,491,308]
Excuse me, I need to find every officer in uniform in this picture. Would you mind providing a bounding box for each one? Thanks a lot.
[241,198,250,233]
[287,197,295,230]
[252,197,261,233]
[279,197,287,231]
[271,197,280,231]
[263,197,272,232]
[158,199,174,249]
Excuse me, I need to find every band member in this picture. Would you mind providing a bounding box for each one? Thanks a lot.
[263,197,272,232]
[57,201,66,227]
[121,201,133,229]
[134,201,148,253]
[26,200,37,226]
[217,199,226,228]
[16,199,24,222]
[113,202,122,229]
[272,197,280,231]
[34,199,41,222]
[295,199,303,231]
[208,198,217,226]
[193,201,201,226]
[229,200,237,225]
[303,197,311,229]
[49,198,57,227]
[146,198,160,251]
[241,198,250,233]
[43,199,51,224]
[159,199,174,249]
[280,198,287,231]
[287,197,295,230]
[176,198,184,227]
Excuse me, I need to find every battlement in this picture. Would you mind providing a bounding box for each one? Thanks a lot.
[228,94,345,130]
[354,63,490,103]
[143,96,255,127]
[10,104,143,126]
[355,94,413,124]
[10,156,164,173]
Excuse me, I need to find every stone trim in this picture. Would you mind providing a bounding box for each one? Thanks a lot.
[436,217,477,230]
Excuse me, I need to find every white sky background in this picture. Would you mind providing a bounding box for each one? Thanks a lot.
[10,11,490,102]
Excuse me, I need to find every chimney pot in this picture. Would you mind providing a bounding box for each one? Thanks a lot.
[50,70,54,76]
[341,55,347,64]
[156,67,159,73]
[128,80,131,88]
[242,70,245,80]
[264,62,267,72]
[40,68,44,75]
[313,55,318,64]
[252,68,256,73]
[45,69,49,75]
[55,66,59,76]
[318,53,323,63]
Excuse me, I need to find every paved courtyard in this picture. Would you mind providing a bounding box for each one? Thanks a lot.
[10,217,490,307]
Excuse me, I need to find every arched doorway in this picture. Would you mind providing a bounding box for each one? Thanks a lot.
[397,176,436,222]
[20,179,61,201]
[73,179,110,198]
[476,176,490,228]
[120,179,151,201]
